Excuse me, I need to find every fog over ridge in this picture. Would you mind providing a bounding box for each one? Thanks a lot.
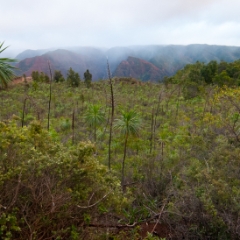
[1,0,240,57]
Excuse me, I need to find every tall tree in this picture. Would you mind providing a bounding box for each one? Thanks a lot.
[31,71,49,83]
[31,71,40,81]
[0,42,16,88]
[84,69,92,88]
[54,70,65,82]
[67,68,80,87]
[201,61,217,84]
[114,110,142,190]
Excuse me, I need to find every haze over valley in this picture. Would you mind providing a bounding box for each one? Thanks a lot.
[15,44,240,81]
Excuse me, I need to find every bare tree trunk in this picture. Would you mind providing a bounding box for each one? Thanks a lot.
[22,97,28,128]
[150,107,155,154]
[47,61,53,131]
[175,86,181,121]
[72,108,75,145]
[107,60,114,170]
[153,91,162,152]
[121,133,128,192]
[102,86,110,138]
[160,141,164,177]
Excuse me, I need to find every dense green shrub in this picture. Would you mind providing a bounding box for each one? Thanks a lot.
[0,120,123,239]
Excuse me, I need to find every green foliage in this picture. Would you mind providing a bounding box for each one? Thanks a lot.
[114,110,142,137]
[0,213,21,240]
[114,110,142,188]
[201,60,217,84]
[54,70,65,82]
[172,59,240,92]
[213,70,235,86]
[0,42,16,88]
[183,81,201,99]
[0,119,123,239]
[84,103,105,141]
[2,61,240,238]
[144,232,165,240]
[84,69,92,88]
[67,67,80,87]
[60,118,71,131]
[31,70,50,83]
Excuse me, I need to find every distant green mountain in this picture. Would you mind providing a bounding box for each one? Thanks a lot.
[15,44,240,81]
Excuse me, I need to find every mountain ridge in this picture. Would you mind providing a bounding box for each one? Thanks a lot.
[15,44,240,81]
[114,56,165,81]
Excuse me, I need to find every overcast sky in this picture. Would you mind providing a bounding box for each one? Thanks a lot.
[1,0,240,56]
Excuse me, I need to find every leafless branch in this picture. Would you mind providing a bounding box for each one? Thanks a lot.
[77,191,111,209]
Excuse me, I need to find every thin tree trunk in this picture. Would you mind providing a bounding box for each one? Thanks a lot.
[150,108,154,154]
[72,108,75,145]
[160,141,164,177]
[153,91,162,152]
[101,86,110,138]
[201,88,212,125]
[175,86,181,121]
[107,60,114,170]
[22,98,28,128]
[47,61,53,131]
[94,120,97,142]
[121,133,128,191]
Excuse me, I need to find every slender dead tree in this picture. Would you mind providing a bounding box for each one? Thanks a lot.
[22,97,28,128]
[153,90,163,152]
[107,60,114,170]
[72,106,75,145]
[47,61,53,131]
[150,107,155,154]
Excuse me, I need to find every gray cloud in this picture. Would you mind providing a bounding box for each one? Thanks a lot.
[1,0,240,56]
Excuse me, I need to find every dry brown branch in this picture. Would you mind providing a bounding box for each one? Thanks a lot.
[8,171,22,209]
[151,203,166,234]
[77,191,111,209]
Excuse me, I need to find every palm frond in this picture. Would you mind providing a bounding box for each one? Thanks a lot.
[114,110,142,136]
[0,42,17,88]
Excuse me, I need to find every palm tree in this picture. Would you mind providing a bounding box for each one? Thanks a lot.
[0,42,16,88]
[114,110,142,190]
[84,104,105,142]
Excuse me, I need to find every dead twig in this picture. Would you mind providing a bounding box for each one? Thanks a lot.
[151,202,166,234]
[77,191,111,209]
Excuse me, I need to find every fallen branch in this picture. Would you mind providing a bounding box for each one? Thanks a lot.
[151,202,166,234]
[83,222,137,229]
[77,191,111,209]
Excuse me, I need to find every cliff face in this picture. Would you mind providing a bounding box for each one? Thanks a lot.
[113,56,165,81]
[17,55,51,76]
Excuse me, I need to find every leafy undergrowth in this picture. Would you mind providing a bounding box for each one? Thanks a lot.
[1,68,240,239]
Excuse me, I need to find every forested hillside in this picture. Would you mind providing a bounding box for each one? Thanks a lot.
[1,59,240,239]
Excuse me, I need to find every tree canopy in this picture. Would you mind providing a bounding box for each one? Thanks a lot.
[84,69,92,88]
[67,67,80,87]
